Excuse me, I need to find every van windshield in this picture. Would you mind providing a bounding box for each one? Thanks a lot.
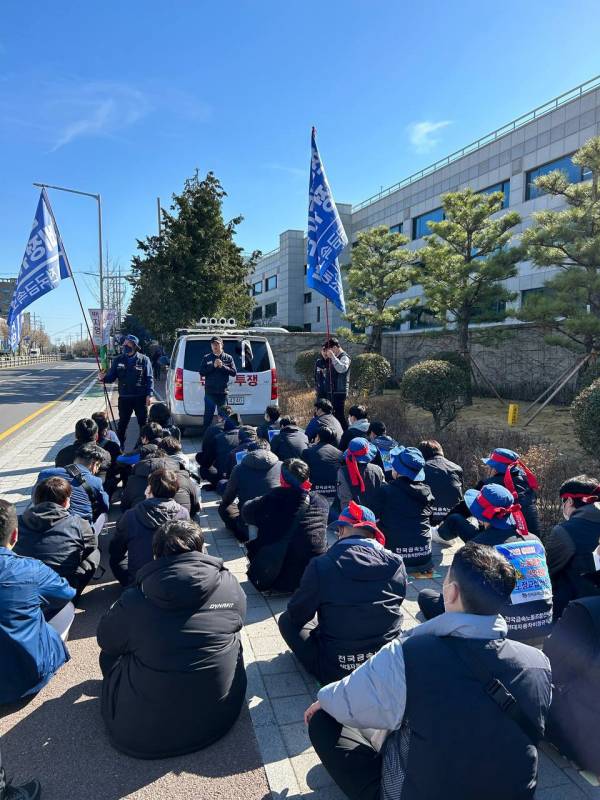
[183,339,270,373]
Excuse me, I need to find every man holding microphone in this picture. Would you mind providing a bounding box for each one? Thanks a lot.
[99,334,154,446]
[199,335,237,432]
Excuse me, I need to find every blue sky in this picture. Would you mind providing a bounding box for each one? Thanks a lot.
[1,0,600,342]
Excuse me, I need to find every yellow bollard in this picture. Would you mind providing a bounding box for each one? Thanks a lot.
[507,403,519,426]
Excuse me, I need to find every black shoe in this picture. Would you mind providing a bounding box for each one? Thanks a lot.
[3,778,41,800]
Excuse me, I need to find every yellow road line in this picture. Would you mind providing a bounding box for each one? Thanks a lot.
[0,373,95,443]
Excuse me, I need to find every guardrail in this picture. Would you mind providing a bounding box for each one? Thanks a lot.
[0,355,62,369]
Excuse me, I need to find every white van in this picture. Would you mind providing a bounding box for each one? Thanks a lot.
[165,326,284,434]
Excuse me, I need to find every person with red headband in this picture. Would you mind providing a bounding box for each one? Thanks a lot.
[418,483,553,647]
[242,458,328,593]
[336,437,385,513]
[545,474,600,620]
[278,501,407,685]
[481,448,541,537]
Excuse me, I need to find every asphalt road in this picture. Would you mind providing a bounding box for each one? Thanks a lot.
[0,359,97,444]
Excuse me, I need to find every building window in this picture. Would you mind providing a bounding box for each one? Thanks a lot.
[389,223,403,234]
[521,287,547,307]
[265,275,278,291]
[316,306,321,323]
[412,207,444,240]
[303,323,312,331]
[525,155,592,200]
[408,306,439,330]
[252,306,263,321]
[304,292,312,304]
[479,179,510,208]
[252,280,262,296]
[264,301,277,318]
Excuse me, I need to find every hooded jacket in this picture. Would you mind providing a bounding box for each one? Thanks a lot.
[110,498,189,584]
[545,502,600,620]
[220,449,282,512]
[371,477,433,567]
[302,443,342,500]
[423,455,463,523]
[271,425,310,461]
[337,461,385,511]
[287,535,407,684]
[35,465,109,522]
[16,502,98,584]
[55,441,112,473]
[339,419,371,452]
[121,455,200,515]
[97,550,247,758]
[305,413,344,447]
[197,421,225,468]
[214,427,241,477]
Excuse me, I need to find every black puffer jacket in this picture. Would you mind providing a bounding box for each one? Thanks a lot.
[16,502,97,584]
[371,477,433,568]
[242,487,328,592]
[302,443,342,500]
[271,425,309,461]
[220,450,281,512]
[121,455,200,515]
[98,550,247,758]
[423,455,463,523]
[214,428,240,477]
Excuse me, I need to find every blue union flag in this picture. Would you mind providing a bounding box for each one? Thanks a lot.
[8,190,71,342]
[306,128,347,313]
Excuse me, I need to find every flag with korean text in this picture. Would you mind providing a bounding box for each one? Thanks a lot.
[306,128,347,313]
[8,313,23,353]
[7,190,71,345]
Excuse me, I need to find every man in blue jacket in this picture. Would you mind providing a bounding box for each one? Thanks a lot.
[0,499,76,706]
[100,334,154,446]
[35,444,109,523]
[198,336,237,431]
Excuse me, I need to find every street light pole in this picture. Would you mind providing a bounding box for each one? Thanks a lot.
[32,182,104,312]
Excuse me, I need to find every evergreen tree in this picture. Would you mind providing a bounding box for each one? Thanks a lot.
[519,136,600,358]
[127,171,259,342]
[340,225,415,353]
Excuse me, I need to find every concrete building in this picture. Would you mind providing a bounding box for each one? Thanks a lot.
[249,75,600,333]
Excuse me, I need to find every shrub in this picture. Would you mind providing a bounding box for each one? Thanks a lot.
[294,349,321,387]
[350,353,392,396]
[571,378,600,459]
[434,350,471,379]
[400,359,468,431]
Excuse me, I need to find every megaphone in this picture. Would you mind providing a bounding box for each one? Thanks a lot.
[228,318,236,326]
[209,318,217,326]
[219,317,227,326]
[199,317,208,326]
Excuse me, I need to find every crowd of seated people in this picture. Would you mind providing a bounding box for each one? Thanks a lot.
[2,389,600,799]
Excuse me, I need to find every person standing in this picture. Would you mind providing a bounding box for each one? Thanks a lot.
[314,338,350,430]
[199,336,237,431]
[99,334,154,447]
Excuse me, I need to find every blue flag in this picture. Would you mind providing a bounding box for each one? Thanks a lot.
[9,313,23,353]
[306,128,347,313]
[7,190,71,342]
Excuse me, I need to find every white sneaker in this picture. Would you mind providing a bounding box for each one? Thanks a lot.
[431,527,455,547]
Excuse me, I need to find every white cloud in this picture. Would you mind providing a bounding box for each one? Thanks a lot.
[407,120,452,154]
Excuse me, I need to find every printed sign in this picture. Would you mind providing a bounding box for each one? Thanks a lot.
[495,540,552,605]
[268,428,278,442]
[89,308,117,346]
[377,446,393,472]
[235,449,248,465]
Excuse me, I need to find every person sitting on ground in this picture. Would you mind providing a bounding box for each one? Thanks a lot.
[279,501,407,686]
[339,405,370,452]
[92,411,122,497]
[544,475,600,620]
[305,542,552,800]
[98,519,247,758]
[35,444,109,523]
[302,426,342,505]
[212,412,243,483]
[418,439,463,527]
[0,499,76,706]
[117,421,165,467]
[224,425,257,479]
[16,477,100,599]
[256,404,281,441]
[55,417,111,473]
[195,404,232,468]
[367,420,398,479]
[242,458,328,593]
[0,745,41,800]
[219,439,281,542]
[370,446,433,572]
[480,448,541,537]
[435,495,482,544]
[305,398,344,447]
[92,410,120,446]
[270,416,309,461]
[147,400,181,441]
[336,437,385,512]
[109,468,189,586]
[544,595,600,777]
[160,434,199,480]
[418,484,553,647]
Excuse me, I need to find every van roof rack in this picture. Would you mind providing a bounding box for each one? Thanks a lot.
[175,326,289,337]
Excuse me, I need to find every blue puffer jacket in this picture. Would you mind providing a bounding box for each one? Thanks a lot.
[0,547,75,704]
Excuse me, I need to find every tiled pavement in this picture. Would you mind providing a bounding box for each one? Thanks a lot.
[0,376,598,799]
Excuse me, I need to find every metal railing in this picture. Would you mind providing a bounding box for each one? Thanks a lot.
[0,354,61,369]
[353,74,600,212]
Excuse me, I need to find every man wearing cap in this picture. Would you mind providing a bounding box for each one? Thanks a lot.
[418,483,553,646]
[336,437,385,512]
[198,336,237,432]
[370,446,434,571]
[279,501,407,685]
[314,338,351,430]
[481,448,541,537]
[100,334,154,447]
[545,474,600,620]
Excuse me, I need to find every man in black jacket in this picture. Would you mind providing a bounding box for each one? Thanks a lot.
[271,416,309,461]
[279,501,407,685]
[55,418,111,473]
[98,519,247,758]
[224,425,257,479]
[120,447,200,515]
[198,336,237,431]
[219,440,282,541]
[418,439,463,525]
[16,476,100,598]
[302,427,342,503]
[256,405,281,441]
[545,474,600,620]
[339,405,370,452]
[305,398,343,447]
[314,338,351,429]
[196,406,234,488]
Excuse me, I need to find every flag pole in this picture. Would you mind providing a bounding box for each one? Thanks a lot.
[40,189,118,433]
[324,298,335,405]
